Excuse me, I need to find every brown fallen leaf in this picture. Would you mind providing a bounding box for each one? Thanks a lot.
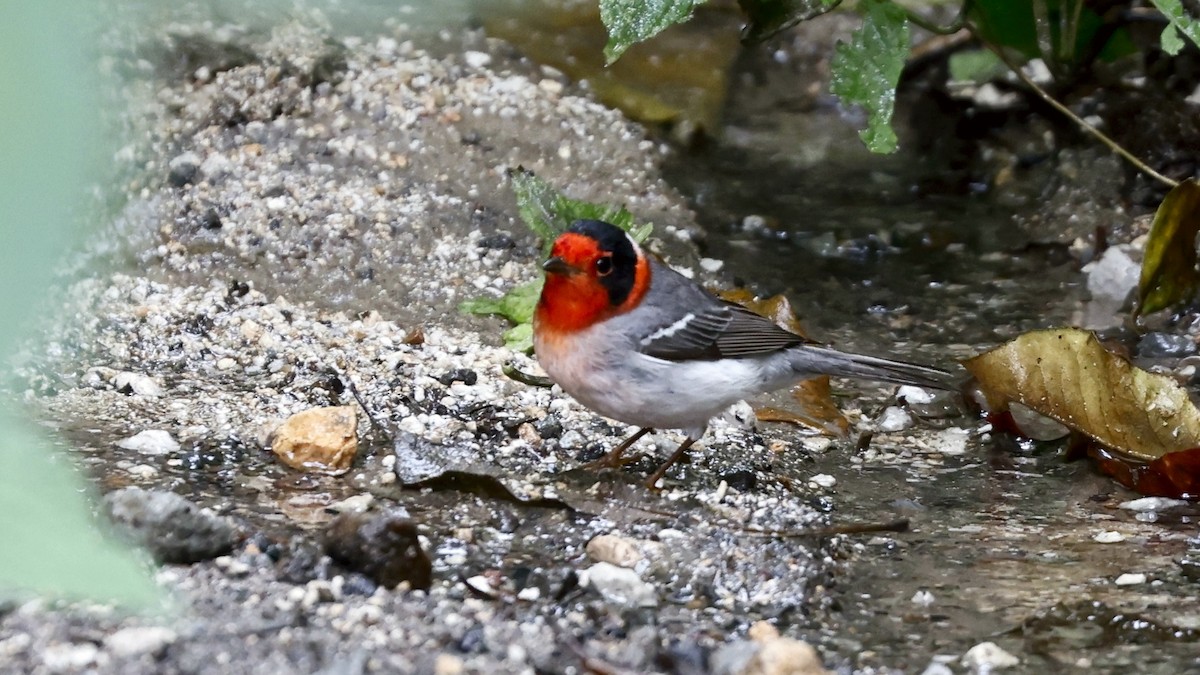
[965,328,1200,462]
[1137,178,1200,316]
[1088,445,1200,500]
[718,290,849,436]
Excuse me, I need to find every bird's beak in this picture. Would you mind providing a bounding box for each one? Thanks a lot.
[543,256,581,276]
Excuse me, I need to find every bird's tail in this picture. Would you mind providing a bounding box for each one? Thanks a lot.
[787,344,957,390]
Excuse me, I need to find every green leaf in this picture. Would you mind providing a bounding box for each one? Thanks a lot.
[1151,0,1200,55]
[947,49,1006,84]
[510,168,641,254]
[460,278,544,324]
[0,416,161,606]
[1161,23,1185,55]
[599,0,703,64]
[1137,178,1200,316]
[502,322,534,352]
[737,0,840,44]
[829,0,909,154]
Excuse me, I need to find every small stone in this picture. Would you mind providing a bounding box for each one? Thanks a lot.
[1119,496,1188,512]
[1115,572,1147,586]
[1093,530,1125,543]
[216,357,237,370]
[699,257,724,273]
[926,427,969,456]
[462,51,492,68]
[271,406,358,474]
[580,562,656,607]
[586,534,644,569]
[1085,246,1138,304]
[809,474,836,489]
[328,493,375,513]
[104,626,176,658]
[103,487,236,563]
[1137,332,1196,359]
[911,590,935,606]
[961,641,1019,672]
[116,429,180,456]
[323,509,432,590]
[113,372,164,398]
[896,385,935,404]
[742,634,829,675]
[876,406,912,432]
[920,663,955,675]
[41,642,99,672]
[214,555,251,577]
[166,152,200,187]
[434,653,465,675]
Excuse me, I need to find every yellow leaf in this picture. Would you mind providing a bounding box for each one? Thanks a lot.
[965,328,1200,461]
[1137,178,1200,316]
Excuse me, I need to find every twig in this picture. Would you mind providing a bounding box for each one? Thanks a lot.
[977,37,1179,189]
[739,518,910,539]
[335,367,386,433]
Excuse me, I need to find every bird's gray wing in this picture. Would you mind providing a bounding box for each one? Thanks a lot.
[635,262,807,361]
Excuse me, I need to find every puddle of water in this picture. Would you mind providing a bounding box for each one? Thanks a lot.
[662,97,1200,671]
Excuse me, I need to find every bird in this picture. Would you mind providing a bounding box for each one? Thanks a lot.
[532,219,956,488]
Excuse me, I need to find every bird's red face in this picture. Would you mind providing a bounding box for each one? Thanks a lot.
[535,220,650,334]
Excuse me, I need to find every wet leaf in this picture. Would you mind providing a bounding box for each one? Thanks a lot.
[965,328,1200,462]
[829,0,909,154]
[482,1,740,132]
[737,0,840,44]
[1088,445,1200,500]
[1149,0,1200,56]
[599,0,703,64]
[756,376,849,437]
[460,278,543,324]
[1136,178,1200,316]
[719,290,847,434]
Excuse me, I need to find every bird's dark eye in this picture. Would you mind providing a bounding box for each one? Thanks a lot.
[595,255,613,276]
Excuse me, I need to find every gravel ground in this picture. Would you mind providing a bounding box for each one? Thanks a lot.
[0,17,955,675]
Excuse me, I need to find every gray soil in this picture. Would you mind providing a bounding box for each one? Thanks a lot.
[4,5,1200,675]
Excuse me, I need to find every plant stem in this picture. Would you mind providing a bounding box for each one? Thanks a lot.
[980,39,1179,189]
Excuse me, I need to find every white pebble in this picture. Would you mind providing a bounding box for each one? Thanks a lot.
[876,406,913,432]
[463,51,492,68]
[911,589,935,606]
[1115,572,1146,586]
[1093,530,1125,543]
[809,473,836,488]
[1118,496,1187,512]
[698,257,724,273]
[116,430,179,456]
[961,641,1019,671]
[897,385,935,404]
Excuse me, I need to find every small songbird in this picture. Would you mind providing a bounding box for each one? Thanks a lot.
[533,219,954,488]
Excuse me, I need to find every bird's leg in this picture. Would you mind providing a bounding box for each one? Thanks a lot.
[584,427,653,470]
[643,436,699,489]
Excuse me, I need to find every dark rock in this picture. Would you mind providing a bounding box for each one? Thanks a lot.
[277,536,326,584]
[167,154,200,187]
[323,510,432,590]
[478,233,514,249]
[1179,556,1200,583]
[719,469,756,492]
[1137,332,1197,359]
[436,368,477,386]
[457,625,487,654]
[534,415,562,439]
[103,487,237,564]
[200,208,223,230]
[341,573,378,597]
